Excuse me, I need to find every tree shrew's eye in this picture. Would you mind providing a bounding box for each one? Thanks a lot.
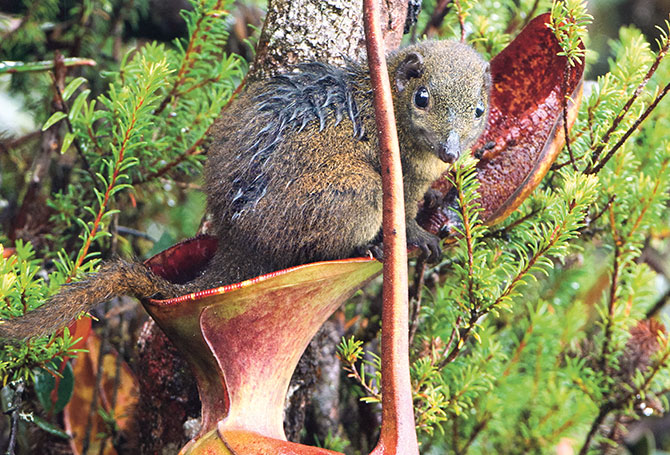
[475,101,485,118]
[414,86,429,109]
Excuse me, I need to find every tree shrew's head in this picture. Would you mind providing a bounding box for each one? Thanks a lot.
[391,40,491,165]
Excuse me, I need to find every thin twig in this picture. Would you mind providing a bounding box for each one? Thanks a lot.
[456,416,490,455]
[454,0,467,42]
[551,159,577,171]
[519,0,540,30]
[107,0,135,62]
[408,260,427,347]
[8,57,70,240]
[0,58,96,75]
[487,207,541,240]
[604,414,624,447]
[49,53,95,178]
[137,76,246,186]
[561,64,579,172]
[458,175,477,306]
[600,159,668,360]
[421,0,453,37]
[436,315,462,369]
[503,0,539,35]
[646,283,670,319]
[69,77,150,280]
[599,207,621,373]
[3,381,24,455]
[626,159,669,238]
[154,0,227,116]
[139,137,205,184]
[342,361,382,401]
[587,195,615,227]
[579,347,670,454]
[587,82,670,175]
[578,405,611,455]
[0,131,41,155]
[70,0,91,57]
[441,203,572,367]
[116,225,158,242]
[586,35,670,173]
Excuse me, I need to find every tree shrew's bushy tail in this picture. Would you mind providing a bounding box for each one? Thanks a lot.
[0,259,187,341]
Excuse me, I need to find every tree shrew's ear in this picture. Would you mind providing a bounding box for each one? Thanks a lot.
[395,51,424,93]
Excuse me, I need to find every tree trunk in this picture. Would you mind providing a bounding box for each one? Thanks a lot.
[250,0,408,80]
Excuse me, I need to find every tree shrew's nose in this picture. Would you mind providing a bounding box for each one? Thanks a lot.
[438,130,460,164]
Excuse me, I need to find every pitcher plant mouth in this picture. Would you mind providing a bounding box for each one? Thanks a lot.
[144,235,377,307]
[141,234,381,451]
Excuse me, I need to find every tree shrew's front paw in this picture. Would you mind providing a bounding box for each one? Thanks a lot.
[423,188,444,210]
[407,222,442,263]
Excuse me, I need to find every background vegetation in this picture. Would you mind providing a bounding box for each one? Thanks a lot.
[1,0,669,454]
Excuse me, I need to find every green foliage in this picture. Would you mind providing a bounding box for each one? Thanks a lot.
[548,0,593,66]
[414,0,556,58]
[338,336,382,403]
[1,0,60,58]
[0,242,78,385]
[34,359,74,414]
[4,0,670,453]
[314,430,351,452]
[0,0,245,445]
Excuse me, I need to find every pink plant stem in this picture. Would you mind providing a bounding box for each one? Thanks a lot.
[362,1,419,454]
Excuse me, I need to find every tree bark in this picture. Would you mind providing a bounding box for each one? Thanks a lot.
[250,0,408,80]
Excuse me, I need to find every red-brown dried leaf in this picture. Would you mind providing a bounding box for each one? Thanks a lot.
[66,314,92,351]
[63,334,139,455]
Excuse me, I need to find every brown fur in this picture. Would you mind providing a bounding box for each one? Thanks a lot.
[0,259,188,340]
[0,40,490,341]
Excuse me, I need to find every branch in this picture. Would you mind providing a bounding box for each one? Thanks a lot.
[453,0,467,42]
[586,81,670,175]
[0,58,97,75]
[585,34,670,173]
[341,359,382,402]
[139,137,205,184]
[457,172,477,306]
[0,131,41,155]
[579,346,670,454]
[154,0,227,116]
[69,81,148,279]
[561,64,579,171]
[599,211,621,373]
[137,76,246,186]
[421,0,453,38]
[441,200,575,367]
[3,381,24,455]
[49,53,94,177]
